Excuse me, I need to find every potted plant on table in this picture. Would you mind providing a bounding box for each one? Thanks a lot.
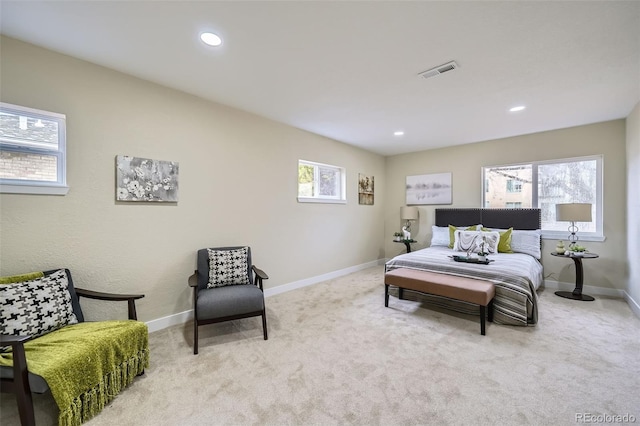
[393,232,403,242]
[569,244,587,256]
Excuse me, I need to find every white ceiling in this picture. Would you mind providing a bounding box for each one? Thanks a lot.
[1,1,639,156]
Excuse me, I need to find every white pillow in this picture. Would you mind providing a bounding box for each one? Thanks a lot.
[430,226,450,247]
[510,229,542,259]
[454,230,499,254]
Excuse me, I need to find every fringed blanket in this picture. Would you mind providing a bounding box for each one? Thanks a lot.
[0,320,149,426]
[385,246,543,325]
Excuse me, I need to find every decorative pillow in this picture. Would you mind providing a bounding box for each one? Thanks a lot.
[482,227,514,253]
[510,229,542,259]
[207,247,250,288]
[454,230,499,254]
[430,226,450,247]
[448,224,480,248]
[0,269,78,341]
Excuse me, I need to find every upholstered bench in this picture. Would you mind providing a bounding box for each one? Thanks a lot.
[384,268,495,335]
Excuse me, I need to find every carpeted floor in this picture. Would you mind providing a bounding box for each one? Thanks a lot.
[1,265,639,425]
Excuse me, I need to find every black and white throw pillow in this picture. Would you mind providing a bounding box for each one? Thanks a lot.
[207,247,250,288]
[0,269,78,341]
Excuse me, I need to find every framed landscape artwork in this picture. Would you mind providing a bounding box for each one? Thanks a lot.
[406,172,452,205]
[358,173,374,205]
[116,155,179,202]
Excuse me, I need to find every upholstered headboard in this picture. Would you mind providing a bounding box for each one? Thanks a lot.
[435,208,541,230]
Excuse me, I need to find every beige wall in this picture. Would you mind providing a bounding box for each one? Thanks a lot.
[385,120,628,292]
[0,35,635,323]
[626,102,640,305]
[0,37,386,322]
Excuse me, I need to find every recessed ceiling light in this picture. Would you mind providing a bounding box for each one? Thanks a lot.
[200,32,222,47]
[394,131,404,136]
[509,106,526,112]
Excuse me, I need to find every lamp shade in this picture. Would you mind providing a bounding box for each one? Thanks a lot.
[401,206,419,221]
[556,203,592,222]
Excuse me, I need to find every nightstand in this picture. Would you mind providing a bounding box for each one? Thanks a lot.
[551,252,599,301]
[394,239,416,253]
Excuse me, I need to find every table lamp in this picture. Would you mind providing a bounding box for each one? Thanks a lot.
[555,203,592,248]
[400,206,419,234]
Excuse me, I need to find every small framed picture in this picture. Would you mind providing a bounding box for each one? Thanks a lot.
[358,173,374,205]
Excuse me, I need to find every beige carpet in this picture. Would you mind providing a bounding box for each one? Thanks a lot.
[2,265,639,425]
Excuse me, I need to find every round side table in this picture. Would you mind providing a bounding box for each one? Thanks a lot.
[551,252,599,301]
[394,239,416,253]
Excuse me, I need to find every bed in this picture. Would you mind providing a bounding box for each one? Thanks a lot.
[385,208,543,326]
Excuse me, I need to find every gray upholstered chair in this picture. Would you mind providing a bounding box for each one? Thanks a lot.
[189,246,268,354]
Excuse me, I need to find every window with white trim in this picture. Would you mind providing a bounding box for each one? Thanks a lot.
[482,155,603,241]
[0,102,68,195]
[297,160,346,204]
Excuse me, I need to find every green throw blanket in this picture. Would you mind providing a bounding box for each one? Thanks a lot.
[0,320,149,426]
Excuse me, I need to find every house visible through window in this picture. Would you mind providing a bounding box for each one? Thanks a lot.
[0,102,68,195]
[298,160,346,203]
[482,155,603,241]
[506,179,523,192]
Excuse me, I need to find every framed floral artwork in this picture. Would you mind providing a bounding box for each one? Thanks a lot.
[116,155,179,202]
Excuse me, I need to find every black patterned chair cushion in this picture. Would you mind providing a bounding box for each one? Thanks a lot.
[0,269,78,342]
[207,247,250,288]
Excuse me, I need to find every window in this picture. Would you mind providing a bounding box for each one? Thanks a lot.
[482,155,603,241]
[506,179,523,193]
[0,102,68,194]
[298,160,346,203]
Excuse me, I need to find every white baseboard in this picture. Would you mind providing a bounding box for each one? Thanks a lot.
[146,309,193,333]
[539,280,640,319]
[623,291,640,319]
[145,258,386,333]
[542,279,625,298]
[263,258,385,298]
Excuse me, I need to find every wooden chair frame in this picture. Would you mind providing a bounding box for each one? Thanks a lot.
[0,277,144,426]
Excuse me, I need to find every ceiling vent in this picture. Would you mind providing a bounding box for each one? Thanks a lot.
[418,61,459,80]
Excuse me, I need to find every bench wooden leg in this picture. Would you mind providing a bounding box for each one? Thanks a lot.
[480,305,486,336]
[398,287,404,300]
[384,284,389,307]
[488,299,494,322]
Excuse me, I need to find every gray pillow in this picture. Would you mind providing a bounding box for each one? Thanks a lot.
[510,229,542,259]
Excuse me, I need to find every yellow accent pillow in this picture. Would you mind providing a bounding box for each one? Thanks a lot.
[482,227,514,253]
[0,271,44,284]
[448,224,478,248]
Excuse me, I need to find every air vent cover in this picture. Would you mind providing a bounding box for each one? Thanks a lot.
[419,61,459,80]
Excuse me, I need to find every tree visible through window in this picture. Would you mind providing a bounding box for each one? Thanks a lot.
[297,160,346,203]
[482,155,603,240]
